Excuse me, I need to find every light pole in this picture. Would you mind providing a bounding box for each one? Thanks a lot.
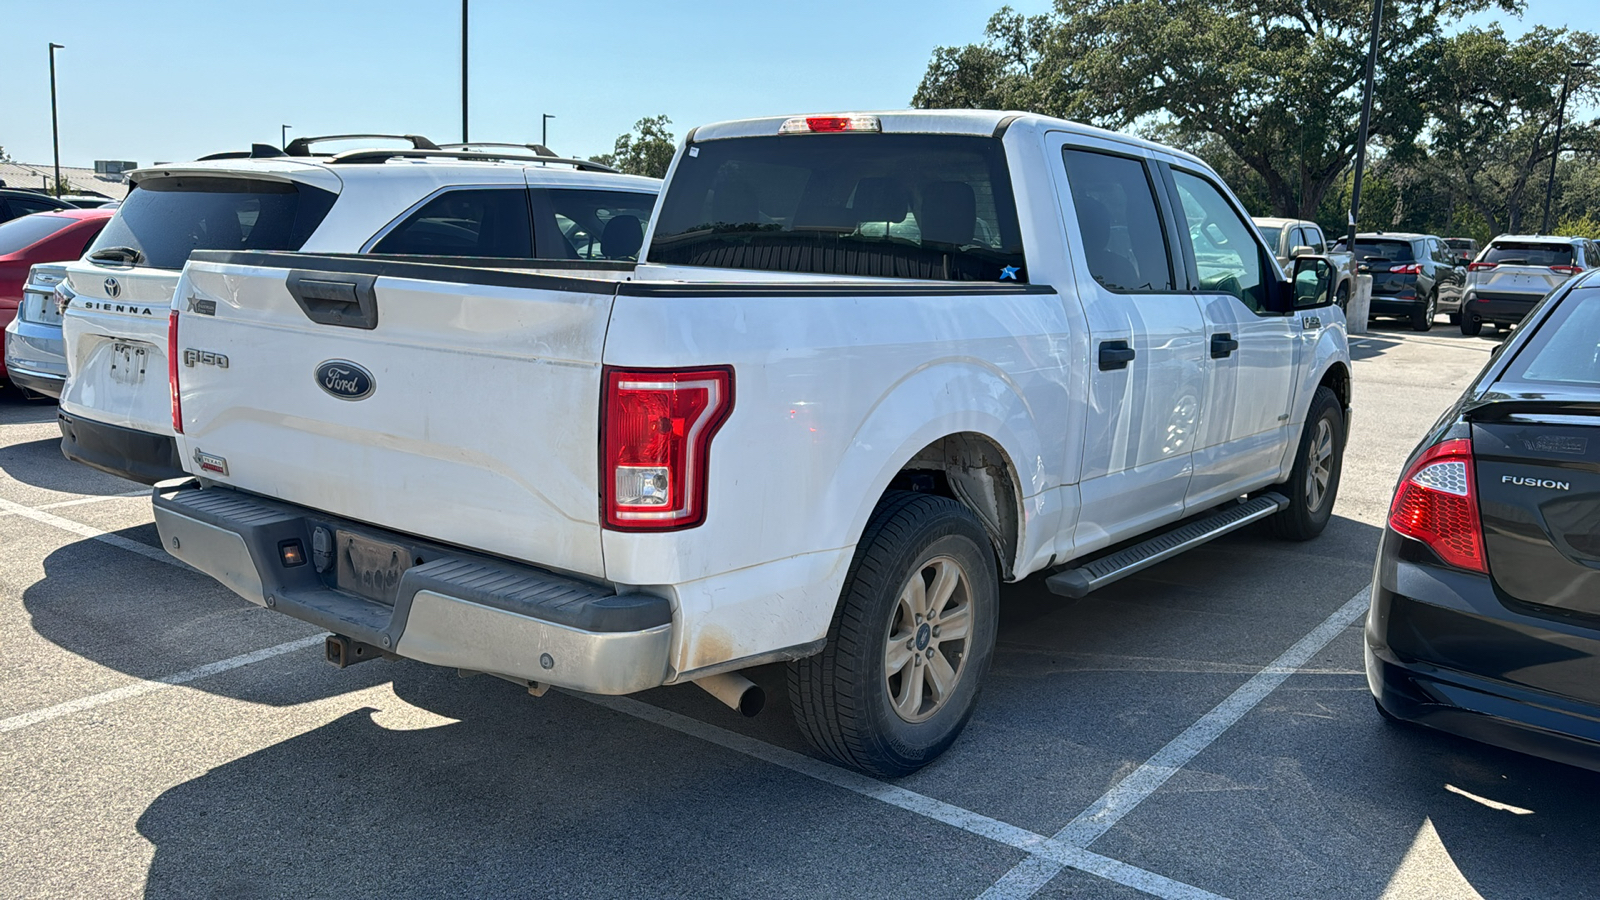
[49,42,64,197]
[281,124,292,150]
[542,114,555,149]
[1540,61,1590,235]
[461,0,469,143]
[1346,0,1383,251]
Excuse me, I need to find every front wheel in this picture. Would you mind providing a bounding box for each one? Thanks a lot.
[1269,386,1345,541]
[789,491,999,777]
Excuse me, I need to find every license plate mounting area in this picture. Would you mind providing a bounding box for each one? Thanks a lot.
[335,531,413,605]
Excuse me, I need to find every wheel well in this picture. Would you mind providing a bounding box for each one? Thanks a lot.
[1319,363,1351,412]
[885,433,1022,579]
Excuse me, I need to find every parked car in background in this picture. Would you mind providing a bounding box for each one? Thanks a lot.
[1369,267,1600,772]
[1444,237,1479,266]
[1459,235,1597,336]
[57,135,659,483]
[1253,217,1355,308]
[58,196,119,210]
[0,209,115,396]
[1349,232,1466,331]
[155,110,1350,777]
[0,189,76,225]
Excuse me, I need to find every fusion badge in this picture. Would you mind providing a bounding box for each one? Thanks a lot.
[1502,475,1571,491]
[315,360,375,401]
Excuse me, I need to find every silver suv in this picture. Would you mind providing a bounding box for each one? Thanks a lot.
[1460,235,1598,335]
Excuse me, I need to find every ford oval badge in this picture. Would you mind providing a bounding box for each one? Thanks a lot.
[315,360,375,401]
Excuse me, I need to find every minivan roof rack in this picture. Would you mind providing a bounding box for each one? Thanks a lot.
[325,148,620,174]
[284,133,440,157]
[197,143,289,161]
[437,142,558,157]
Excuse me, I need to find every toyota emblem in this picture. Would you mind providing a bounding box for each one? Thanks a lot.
[104,277,120,299]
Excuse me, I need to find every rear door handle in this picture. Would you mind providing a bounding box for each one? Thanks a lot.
[1098,340,1136,371]
[1210,332,1239,359]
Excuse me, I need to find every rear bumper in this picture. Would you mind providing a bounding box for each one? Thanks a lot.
[58,411,184,484]
[1462,292,1541,325]
[151,481,673,694]
[1368,293,1423,316]
[1366,536,1600,772]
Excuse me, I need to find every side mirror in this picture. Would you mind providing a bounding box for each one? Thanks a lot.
[1290,244,1316,259]
[1291,255,1336,309]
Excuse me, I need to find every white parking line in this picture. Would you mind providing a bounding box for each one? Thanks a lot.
[976,587,1372,899]
[582,694,1226,900]
[0,634,325,735]
[33,490,150,510]
[0,495,189,570]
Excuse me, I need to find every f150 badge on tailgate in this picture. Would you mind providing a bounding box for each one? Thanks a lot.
[316,360,375,401]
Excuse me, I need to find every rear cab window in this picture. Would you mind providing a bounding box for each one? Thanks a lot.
[1484,241,1576,268]
[647,133,1026,281]
[89,176,337,269]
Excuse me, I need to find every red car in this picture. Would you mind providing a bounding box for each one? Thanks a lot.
[0,208,115,385]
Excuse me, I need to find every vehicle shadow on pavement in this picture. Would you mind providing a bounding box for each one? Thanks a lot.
[0,392,60,426]
[133,665,1020,900]
[0,435,145,497]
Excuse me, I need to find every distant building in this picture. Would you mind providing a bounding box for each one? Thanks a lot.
[0,161,135,200]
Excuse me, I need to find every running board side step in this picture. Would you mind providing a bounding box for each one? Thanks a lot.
[1045,493,1290,599]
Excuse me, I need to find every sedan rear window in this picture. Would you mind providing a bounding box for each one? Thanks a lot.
[1352,240,1414,262]
[89,176,338,270]
[647,133,1026,282]
[0,213,74,255]
[1504,288,1600,388]
[1484,241,1575,267]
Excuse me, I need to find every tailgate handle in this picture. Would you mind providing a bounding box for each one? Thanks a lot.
[286,271,379,330]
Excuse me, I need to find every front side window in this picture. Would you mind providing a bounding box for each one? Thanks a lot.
[535,189,657,261]
[89,176,337,270]
[1062,149,1175,292]
[371,188,532,258]
[648,133,1026,282]
[1171,169,1270,312]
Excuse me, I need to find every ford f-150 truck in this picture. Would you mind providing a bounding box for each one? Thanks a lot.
[153,111,1350,776]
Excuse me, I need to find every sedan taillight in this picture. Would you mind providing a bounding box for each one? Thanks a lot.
[602,366,733,531]
[1387,438,1485,573]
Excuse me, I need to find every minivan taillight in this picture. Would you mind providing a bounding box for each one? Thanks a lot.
[602,366,733,530]
[168,310,183,434]
[1387,438,1485,572]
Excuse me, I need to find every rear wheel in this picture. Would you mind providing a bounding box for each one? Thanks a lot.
[789,491,999,777]
[1448,313,1461,325]
[1269,386,1344,541]
[1409,292,1436,332]
[1460,316,1483,336]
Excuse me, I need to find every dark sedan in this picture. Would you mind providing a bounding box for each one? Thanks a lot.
[1351,232,1466,332]
[1368,267,1600,772]
[0,189,76,224]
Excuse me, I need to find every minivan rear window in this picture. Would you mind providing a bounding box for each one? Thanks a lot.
[89,176,338,270]
[647,134,1026,282]
[1353,239,1414,262]
[1484,241,1575,267]
[1504,289,1600,388]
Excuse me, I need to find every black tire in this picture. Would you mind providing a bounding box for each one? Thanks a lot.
[1409,292,1436,331]
[1269,386,1344,541]
[1448,312,1460,325]
[789,491,999,777]
[1335,282,1350,312]
[1460,316,1483,336]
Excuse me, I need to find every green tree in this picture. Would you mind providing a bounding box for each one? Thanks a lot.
[914,0,1515,218]
[590,115,677,179]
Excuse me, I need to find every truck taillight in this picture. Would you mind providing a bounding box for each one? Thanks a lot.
[168,310,183,434]
[602,367,733,531]
[1387,438,1485,573]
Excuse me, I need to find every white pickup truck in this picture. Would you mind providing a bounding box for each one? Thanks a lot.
[153,111,1350,776]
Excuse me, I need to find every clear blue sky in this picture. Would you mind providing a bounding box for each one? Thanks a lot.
[0,0,1588,169]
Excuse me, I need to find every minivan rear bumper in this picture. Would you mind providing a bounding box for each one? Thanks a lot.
[58,411,184,484]
[151,480,673,694]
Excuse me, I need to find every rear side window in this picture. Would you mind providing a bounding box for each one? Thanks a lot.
[534,189,657,261]
[0,214,74,255]
[1504,289,1600,387]
[89,177,337,270]
[1352,240,1414,262]
[647,134,1026,282]
[1062,149,1174,292]
[371,188,533,258]
[1484,241,1575,267]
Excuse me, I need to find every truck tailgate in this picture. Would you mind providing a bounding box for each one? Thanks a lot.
[171,252,621,579]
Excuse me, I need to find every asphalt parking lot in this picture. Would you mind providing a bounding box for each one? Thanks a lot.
[4,320,1598,900]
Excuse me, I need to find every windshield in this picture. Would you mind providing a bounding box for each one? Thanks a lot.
[1353,239,1414,262]
[0,214,74,255]
[1255,225,1283,250]
[89,176,337,269]
[1484,241,1574,267]
[1504,289,1600,388]
[647,133,1026,282]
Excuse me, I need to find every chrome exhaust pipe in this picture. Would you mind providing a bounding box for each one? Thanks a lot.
[693,672,764,717]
